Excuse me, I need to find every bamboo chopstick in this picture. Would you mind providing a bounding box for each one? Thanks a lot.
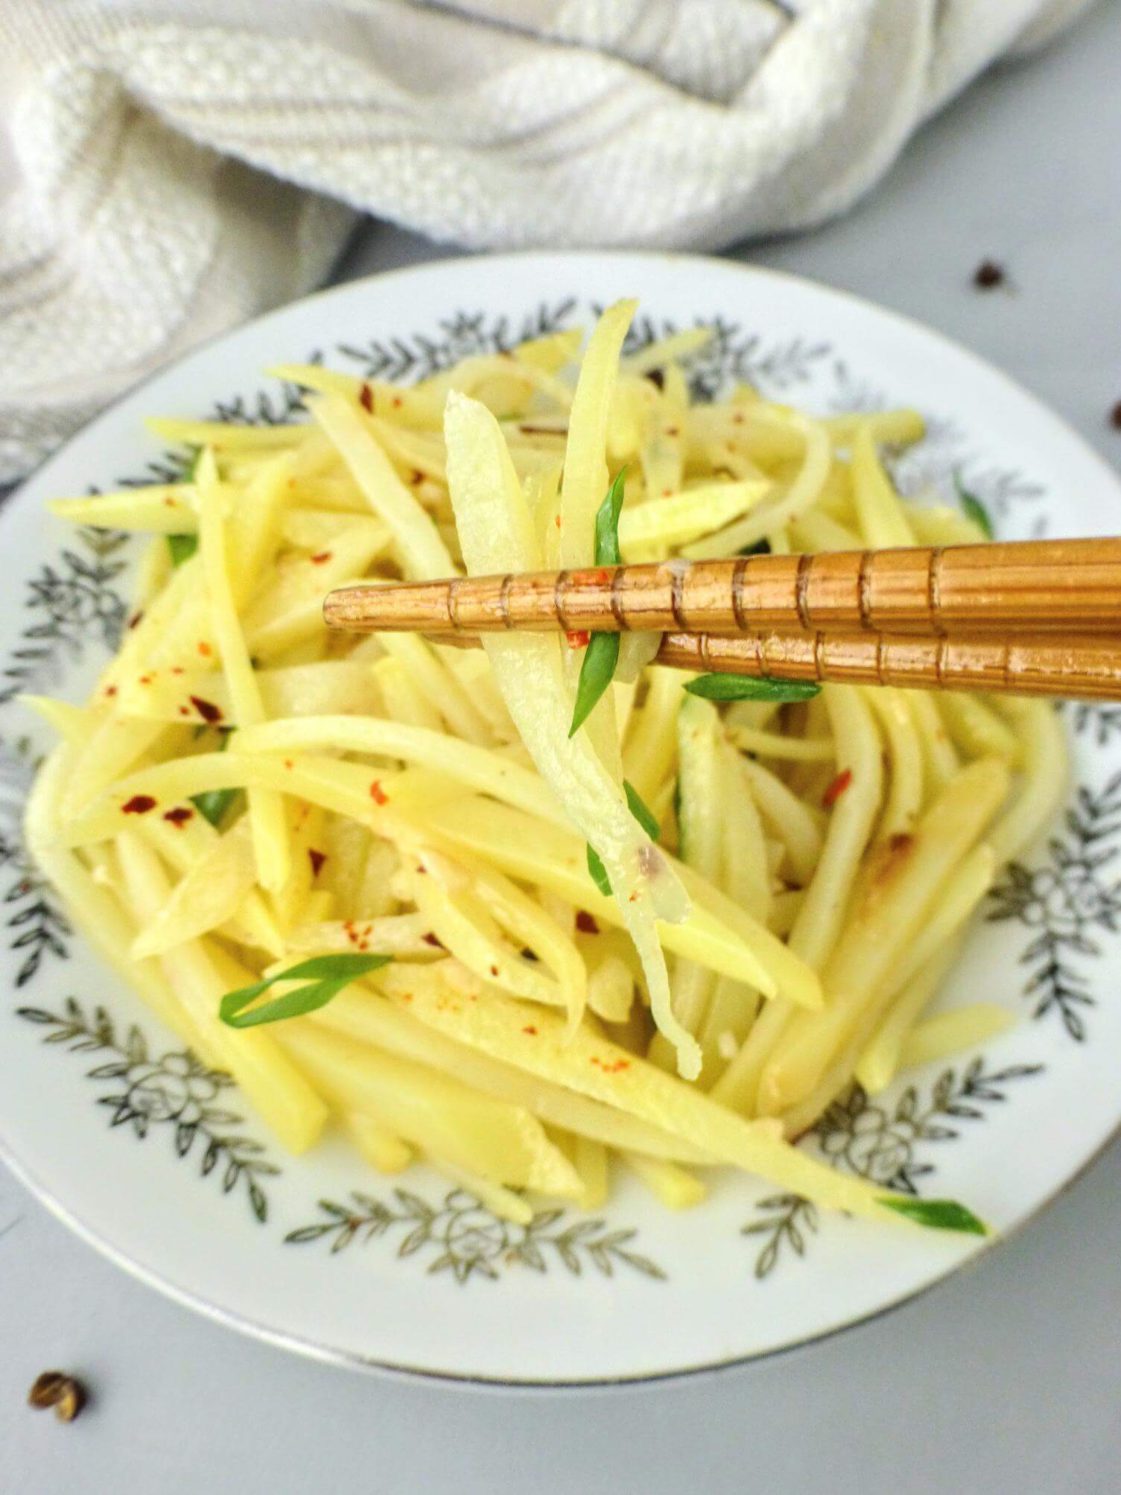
[324,539,1121,640]
[656,631,1121,700]
[323,538,1121,700]
[413,629,1121,700]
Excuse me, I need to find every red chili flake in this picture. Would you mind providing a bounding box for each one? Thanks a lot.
[163,807,194,827]
[522,1025,538,1036]
[310,551,332,565]
[283,758,294,770]
[178,707,190,717]
[489,964,500,977]
[1110,401,1121,431]
[823,768,853,808]
[127,611,144,630]
[104,685,118,699]
[188,695,223,724]
[565,629,591,649]
[171,667,184,676]
[410,469,424,486]
[122,795,157,815]
[138,675,152,686]
[575,911,599,934]
[358,940,370,951]
[422,932,442,948]
[369,780,389,805]
[358,383,374,413]
[308,849,327,877]
[197,641,212,657]
[391,396,403,409]
[554,514,562,528]
[973,260,1005,289]
[590,1055,630,1073]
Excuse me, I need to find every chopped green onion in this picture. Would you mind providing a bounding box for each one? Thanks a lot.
[586,845,612,898]
[167,533,198,567]
[879,1195,987,1236]
[623,779,660,841]
[569,469,629,737]
[684,674,821,703]
[165,449,204,564]
[219,953,391,1029]
[192,786,237,829]
[586,779,660,897]
[577,472,656,886]
[594,467,627,567]
[569,631,621,736]
[954,473,994,539]
[191,728,237,827]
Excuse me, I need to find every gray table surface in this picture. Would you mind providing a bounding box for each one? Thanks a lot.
[4,8,1121,1492]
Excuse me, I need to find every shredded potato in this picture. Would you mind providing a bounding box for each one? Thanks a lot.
[24,304,1066,1234]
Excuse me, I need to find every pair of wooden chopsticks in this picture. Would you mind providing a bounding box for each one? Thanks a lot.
[324,538,1121,700]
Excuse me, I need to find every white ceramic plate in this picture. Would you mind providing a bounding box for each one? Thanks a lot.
[2,252,1120,1386]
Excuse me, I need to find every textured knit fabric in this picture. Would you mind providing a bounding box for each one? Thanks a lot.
[0,0,1096,480]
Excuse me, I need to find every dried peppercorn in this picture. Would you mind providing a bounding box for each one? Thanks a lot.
[28,1371,87,1423]
[973,260,1005,290]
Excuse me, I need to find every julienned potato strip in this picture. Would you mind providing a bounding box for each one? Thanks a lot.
[24,300,1066,1238]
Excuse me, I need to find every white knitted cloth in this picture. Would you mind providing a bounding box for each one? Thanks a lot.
[0,0,1096,482]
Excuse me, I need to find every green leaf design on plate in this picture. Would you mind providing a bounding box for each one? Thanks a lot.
[16,998,278,1222]
[286,1187,666,1284]
[954,472,994,539]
